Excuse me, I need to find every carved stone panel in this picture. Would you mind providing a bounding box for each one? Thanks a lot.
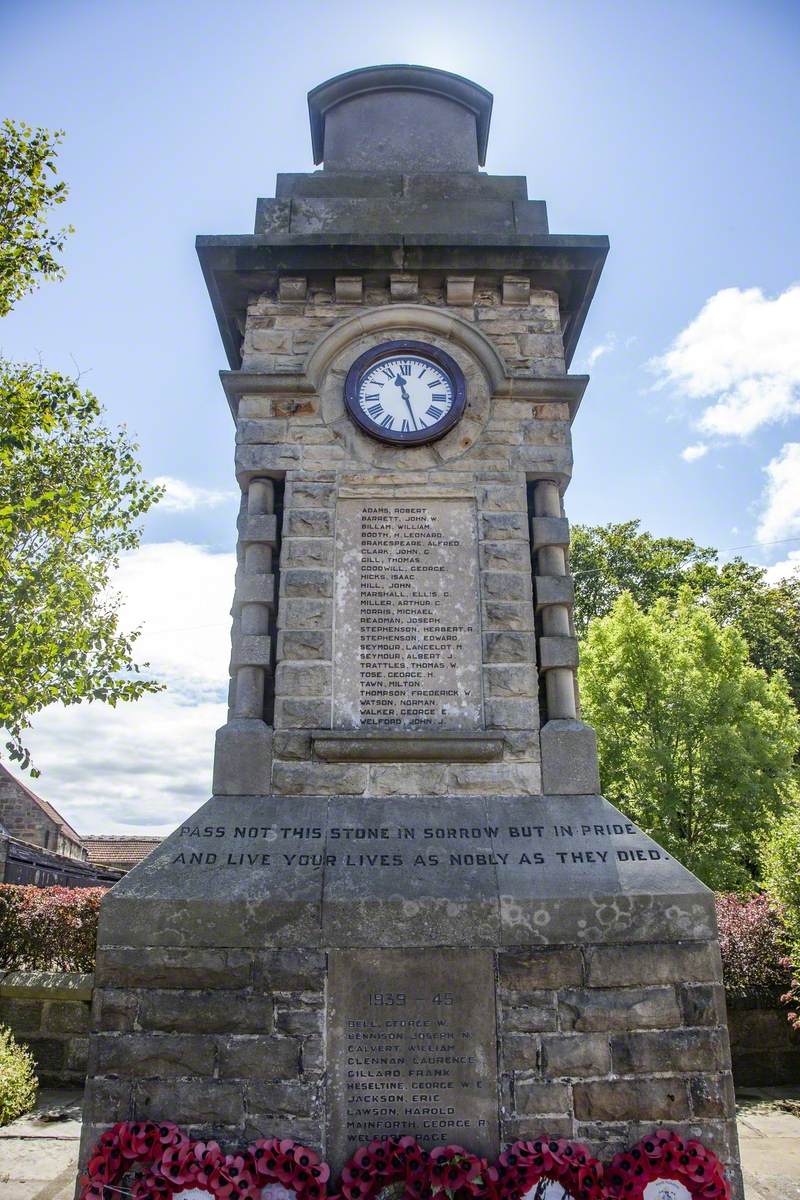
[333,498,483,730]
[326,947,499,1173]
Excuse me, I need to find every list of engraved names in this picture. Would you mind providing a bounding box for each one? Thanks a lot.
[333,499,482,729]
[327,949,499,1171]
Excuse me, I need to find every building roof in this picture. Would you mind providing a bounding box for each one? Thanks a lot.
[0,763,83,847]
[82,835,162,867]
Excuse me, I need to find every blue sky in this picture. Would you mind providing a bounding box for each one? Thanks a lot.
[2,0,799,833]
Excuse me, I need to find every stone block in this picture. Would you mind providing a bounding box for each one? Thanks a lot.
[335,276,363,302]
[249,329,293,354]
[135,990,274,1034]
[479,540,531,571]
[484,698,539,730]
[236,419,288,444]
[238,514,278,544]
[480,511,528,540]
[530,516,569,548]
[95,947,252,991]
[0,998,41,1033]
[274,698,331,728]
[285,509,334,537]
[135,1079,244,1126]
[235,574,275,605]
[541,1032,611,1078]
[83,1076,133,1123]
[558,987,681,1032]
[503,1032,539,1070]
[213,720,271,796]
[278,276,307,301]
[540,719,600,795]
[278,598,333,629]
[217,1035,300,1079]
[499,948,583,993]
[367,763,450,795]
[92,1032,216,1077]
[481,601,535,632]
[586,941,722,988]
[515,1080,571,1116]
[252,949,326,992]
[275,1006,324,1037]
[42,1000,90,1034]
[689,1072,736,1118]
[483,664,537,697]
[276,630,332,660]
[538,636,578,670]
[94,989,139,1032]
[481,570,532,601]
[677,982,728,1027]
[477,482,527,512]
[25,1037,65,1073]
[446,275,475,305]
[446,762,541,795]
[272,762,367,794]
[282,539,334,568]
[272,730,313,759]
[67,1036,89,1072]
[390,273,419,299]
[535,575,575,608]
[235,445,302,478]
[231,634,271,667]
[246,1078,316,1117]
[281,569,333,598]
[573,1078,691,1122]
[502,993,558,1032]
[285,481,335,508]
[275,662,332,698]
[502,276,531,305]
[610,1028,728,1074]
[302,1037,324,1072]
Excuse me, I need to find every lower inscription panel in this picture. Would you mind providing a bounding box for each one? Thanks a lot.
[326,948,499,1172]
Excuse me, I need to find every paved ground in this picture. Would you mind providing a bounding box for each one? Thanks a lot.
[1,1086,799,1199]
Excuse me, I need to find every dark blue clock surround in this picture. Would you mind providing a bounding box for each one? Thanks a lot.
[343,339,467,446]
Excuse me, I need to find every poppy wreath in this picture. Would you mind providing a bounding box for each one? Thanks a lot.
[604,1130,730,1200]
[338,1135,430,1200]
[78,1122,325,1200]
[488,1138,605,1200]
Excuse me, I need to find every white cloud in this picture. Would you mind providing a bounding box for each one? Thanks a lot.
[587,335,616,369]
[19,542,236,835]
[154,475,237,513]
[756,442,800,544]
[764,548,800,584]
[651,285,800,437]
[681,443,708,462]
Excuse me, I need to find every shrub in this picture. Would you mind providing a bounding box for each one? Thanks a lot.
[0,885,105,972]
[715,891,794,1008]
[0,1025,37,1125]
[760,790,800,962]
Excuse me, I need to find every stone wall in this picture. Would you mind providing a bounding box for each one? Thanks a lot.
[728,1007,800,1087]
[0,971,91,1085]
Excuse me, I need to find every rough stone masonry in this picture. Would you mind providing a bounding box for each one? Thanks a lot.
[79,65,743,1196]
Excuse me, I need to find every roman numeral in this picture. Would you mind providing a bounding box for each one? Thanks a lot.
[417,366,427,377]
[432,393,446,401]
[401,419,411,432]
[427,405,443,419]
[365,393,380,401]
[367,403,383,418]
[380,414,394,429]
[382,366,396,379]
[399,362,411,376]
[427,379,441,389]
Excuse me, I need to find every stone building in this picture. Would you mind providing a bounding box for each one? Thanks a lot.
[80,66,742,1196]
[0,763,86,860]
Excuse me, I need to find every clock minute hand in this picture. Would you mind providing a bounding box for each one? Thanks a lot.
[393,373,418,429]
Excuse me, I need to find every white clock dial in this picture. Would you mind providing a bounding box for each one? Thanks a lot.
[356,355,454,436]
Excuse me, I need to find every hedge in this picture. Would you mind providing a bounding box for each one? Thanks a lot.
[716,891,794,1009]
[0,1025,37,1125]
[0,885,105,972]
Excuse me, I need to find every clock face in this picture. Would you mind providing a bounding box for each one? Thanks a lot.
[343,340,467,446]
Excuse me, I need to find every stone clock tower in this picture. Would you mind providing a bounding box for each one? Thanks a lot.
[80,66,742,1194]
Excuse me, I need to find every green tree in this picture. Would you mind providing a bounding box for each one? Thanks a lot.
[570,520,717,636]
[0,120,72,316]
[760,790,800,961]
[572,520,800,707]
[0,121,162,771]
[579,591,800,890]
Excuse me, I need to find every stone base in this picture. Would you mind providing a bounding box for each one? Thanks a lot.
[79,791,742,1195]
[540,719,601,794]
[212,719,272,795]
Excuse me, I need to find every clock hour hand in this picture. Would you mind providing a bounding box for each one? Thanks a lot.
[393,373,418,429]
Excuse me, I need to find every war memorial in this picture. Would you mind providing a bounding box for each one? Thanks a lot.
[78,66,741,1200]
